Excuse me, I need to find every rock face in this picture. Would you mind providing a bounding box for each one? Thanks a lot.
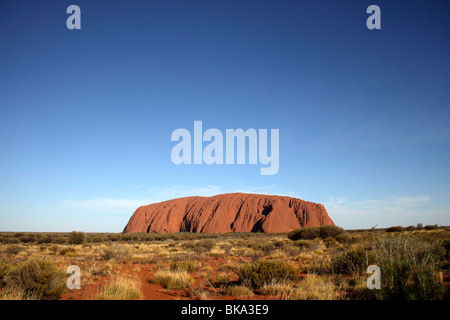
[123,193,334,234]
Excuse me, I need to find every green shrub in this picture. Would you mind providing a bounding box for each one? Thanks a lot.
[288,225,345,241]
[120,234,133,242]
[372,235,445,300]
[0,237,20,244]
[37,236,52,244]
[424,224,439,231]
[335,233,350,244]
[288,227,320,241]
[52,236,67,244]
[386,226,404,233]
[319,225,345,239]
[330,247,373,275]
[68,231,85,245]
[108,235,120,242]
[4,259,66,300]
[91,236,105,243]
[19,236,36,243]
[236,259,298,289]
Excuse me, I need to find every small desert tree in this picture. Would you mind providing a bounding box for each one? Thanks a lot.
[68,231,85,245]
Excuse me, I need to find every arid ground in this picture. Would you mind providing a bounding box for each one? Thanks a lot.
[0,225,449,300]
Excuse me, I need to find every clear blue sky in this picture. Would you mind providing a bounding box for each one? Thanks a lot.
[1,0,449,232]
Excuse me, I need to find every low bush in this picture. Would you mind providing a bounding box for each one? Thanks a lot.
[0,237,20,244]
[335,233,350,244]
[385,226,404,233]
[19,235,37,243]
[330,247,373,275]
[90,236,106,243]
[319,225,345,239]
[52,236,67,244]
[37,236,52,244]
[108,235,120,242]
[288,225,345,241]
[288,227,320,241]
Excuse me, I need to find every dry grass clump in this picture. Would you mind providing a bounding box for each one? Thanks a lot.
[181,239,215,254]
[0,286,39,300]
[169,260,197,273]
[4,244,23,256]
[259,279,295,298]
[99,245,130,262]
[152,270,194,290]
[237,259,298,289]
[95,275,142,300]
[292,276,343,300]
[224,285,254,297]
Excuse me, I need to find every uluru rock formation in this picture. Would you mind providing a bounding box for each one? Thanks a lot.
[123,193,334,234]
